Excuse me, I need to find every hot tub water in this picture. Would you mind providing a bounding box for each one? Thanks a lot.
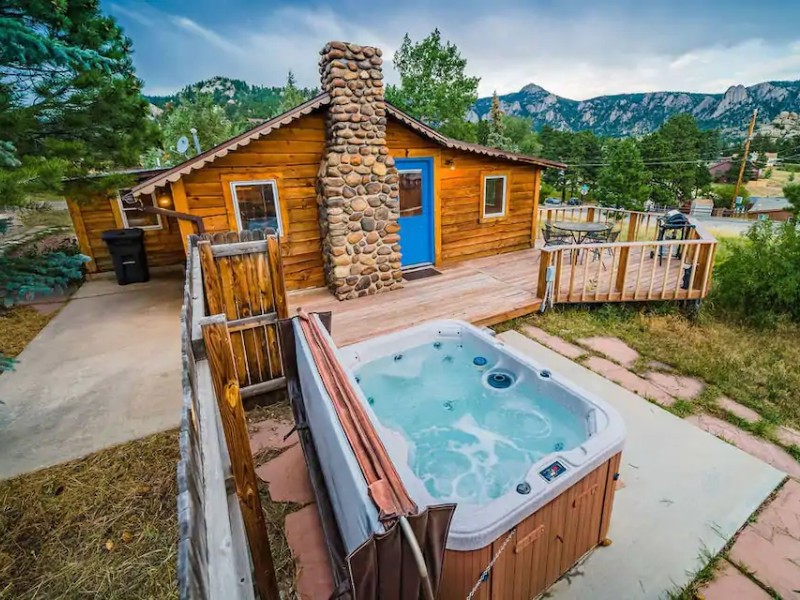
[355,338,587,504]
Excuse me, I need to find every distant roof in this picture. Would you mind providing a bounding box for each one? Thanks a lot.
[748,197,792,213]
[132,93,565,196]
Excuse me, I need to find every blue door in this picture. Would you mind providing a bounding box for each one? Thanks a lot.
[396,157,434,267]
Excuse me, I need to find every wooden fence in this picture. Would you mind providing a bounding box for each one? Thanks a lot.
[178,230,287,600]
[537,217,717,305]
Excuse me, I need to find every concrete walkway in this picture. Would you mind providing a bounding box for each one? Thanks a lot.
[0,272,184,480]
[499,331,784,599]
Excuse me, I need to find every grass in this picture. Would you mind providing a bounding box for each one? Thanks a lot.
[524,304,800,431]
[0,431,179,599]
[0,307,54,360]
[17,209,72,230]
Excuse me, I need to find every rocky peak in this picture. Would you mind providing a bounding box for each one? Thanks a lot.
[520,83,548,95]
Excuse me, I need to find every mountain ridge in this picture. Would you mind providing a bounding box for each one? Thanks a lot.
[471,79,800,138]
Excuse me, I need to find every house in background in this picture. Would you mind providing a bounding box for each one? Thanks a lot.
[764,152,778,167]
[747,197,794,221]
[66,41,562,299]
[708,157,759,183]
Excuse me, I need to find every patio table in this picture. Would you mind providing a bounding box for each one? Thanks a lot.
[550,221,613,245]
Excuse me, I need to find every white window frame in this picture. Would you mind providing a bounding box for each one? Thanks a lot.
[229,179,283,235]
[482,175,508,218]
[117,191,162,230]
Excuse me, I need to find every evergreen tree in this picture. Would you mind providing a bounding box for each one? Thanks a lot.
[487,92,517,151]
[476,120,490,145]
[596,139,651,210]
[0,0,157,207]
[386,29,479,134]
[278,70,307,113]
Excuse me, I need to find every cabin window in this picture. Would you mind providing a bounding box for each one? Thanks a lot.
[482,175,507,218]
[398,170,423,217]
[117,190,162,230]
[230,180,282,234]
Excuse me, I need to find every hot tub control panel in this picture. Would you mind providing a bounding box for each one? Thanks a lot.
[539,460,567,482]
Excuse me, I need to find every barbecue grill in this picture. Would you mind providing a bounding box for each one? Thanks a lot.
[651,210,696,264]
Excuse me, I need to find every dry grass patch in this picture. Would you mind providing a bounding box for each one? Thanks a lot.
[0,307,53,359]
[526,305,800,430]
[0,431,179,599]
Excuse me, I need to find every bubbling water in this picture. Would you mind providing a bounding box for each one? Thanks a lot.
[355,339,587,504]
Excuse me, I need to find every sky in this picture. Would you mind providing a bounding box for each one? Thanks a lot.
[104,0,800,100]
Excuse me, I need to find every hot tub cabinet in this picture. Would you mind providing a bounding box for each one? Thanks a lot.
[440,452,621,600]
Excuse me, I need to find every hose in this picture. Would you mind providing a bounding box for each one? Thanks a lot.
[399,516,435,600]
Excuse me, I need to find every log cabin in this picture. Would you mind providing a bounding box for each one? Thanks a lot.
[66,41,564,299]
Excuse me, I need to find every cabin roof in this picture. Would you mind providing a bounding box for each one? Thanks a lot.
[132,93,565,196]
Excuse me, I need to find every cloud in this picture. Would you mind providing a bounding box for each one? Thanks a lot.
[108,0,800,100]
[168,16,243,56]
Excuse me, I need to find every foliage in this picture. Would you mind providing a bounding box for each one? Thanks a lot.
[595,139,651,210]
[0,252,88,308]
[711,221,800,326]
[386,29,479,134]
[539,127,603,198]
[278,70,306,113]
[783,182,800,213]
[501,115,541,156]
[486,92,517,151]
[710,183,750,208]
[148,94,237,167]
[439,119,477,143]
[640,114,719,205]
[0,0,157,207]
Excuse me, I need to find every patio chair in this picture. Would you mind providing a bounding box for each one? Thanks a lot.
[542,223,571,247]
[586,228,620,269]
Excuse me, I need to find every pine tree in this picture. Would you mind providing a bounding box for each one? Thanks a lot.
[279,70,307,112]
[0,1,157,207]
[487,92,517,152]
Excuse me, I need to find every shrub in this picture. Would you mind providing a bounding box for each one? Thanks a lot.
[0,251,88,307]
[710,183,749,208]
[710,221,800,326]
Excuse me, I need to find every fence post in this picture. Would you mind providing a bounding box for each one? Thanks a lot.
[586,206,595,223]
[538,250,552,301]
[614,246,631,296]
[201,316,279,600]
[266,235,288,319]
[626,212,640,242]
[692,242,715,293]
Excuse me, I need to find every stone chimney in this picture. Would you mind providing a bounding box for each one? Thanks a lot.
[317,41,402,300]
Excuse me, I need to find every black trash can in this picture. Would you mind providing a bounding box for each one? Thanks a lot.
[101,228,150,285]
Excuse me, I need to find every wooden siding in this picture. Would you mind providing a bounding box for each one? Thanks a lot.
[66,194,185,273]
[179,112,327,291]
[439,453,620,600]
[386,116,541,266]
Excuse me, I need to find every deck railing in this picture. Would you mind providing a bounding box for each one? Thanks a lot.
[537,205,663,242]
[536,215,717,306]
[178,230,286,600]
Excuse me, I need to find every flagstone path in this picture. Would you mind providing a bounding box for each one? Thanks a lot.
[520,324,800,599]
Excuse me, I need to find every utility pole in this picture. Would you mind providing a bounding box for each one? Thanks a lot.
[732,108,758,209]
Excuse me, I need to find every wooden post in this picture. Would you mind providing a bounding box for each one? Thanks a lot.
[586,206,596,223]
[530,168,542,246]
[732,109,758,209]
[201,316,279,600]
[692,242,713,292]
[198,241,225,315]
[537,250,553,300]
[266,235,288,319]
[171,180,197,253]
[626,213,640,242]
[614,245,631,296]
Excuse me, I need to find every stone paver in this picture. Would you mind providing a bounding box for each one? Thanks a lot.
[285,504,335,600]
[644,371,705,400]
[777,425,800,449]
[698,560,771,600]
[249,419,298,454]
[729,479,800,600]
[577,336,640,368]
[686,415,800,479]
[255,443,314,504]
[520,325,585,360]
[583,356,675,407]
[717,396,762,424]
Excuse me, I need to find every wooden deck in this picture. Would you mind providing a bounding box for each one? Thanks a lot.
[288,235,712,346]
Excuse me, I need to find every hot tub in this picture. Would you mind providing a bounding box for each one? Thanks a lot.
[338,320,625,599]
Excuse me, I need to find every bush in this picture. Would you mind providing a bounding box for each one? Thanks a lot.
[710,183,750,208]
[0,251,88,307]
[710,221,800,325]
